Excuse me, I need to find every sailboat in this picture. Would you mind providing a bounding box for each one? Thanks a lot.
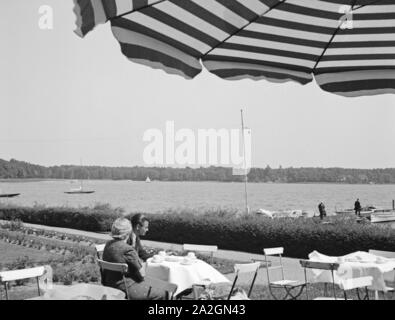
[64,181,95,194]
[65,161,95,194]
[145,176,151,183]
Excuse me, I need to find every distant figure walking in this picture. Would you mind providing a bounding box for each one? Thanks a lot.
[354,199,362,217]
[318,202,327,220]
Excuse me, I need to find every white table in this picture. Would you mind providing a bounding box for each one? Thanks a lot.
[146,256,230,296]
[308,251,395,299]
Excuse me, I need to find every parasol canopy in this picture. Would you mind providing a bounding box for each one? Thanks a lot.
[73,0,395,97]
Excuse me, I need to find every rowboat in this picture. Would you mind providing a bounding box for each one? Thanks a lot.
[370,210,395,223]
[0,193,20,198]
[335,208,375,215]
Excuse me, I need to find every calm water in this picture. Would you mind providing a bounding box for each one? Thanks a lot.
[1,180,394,216]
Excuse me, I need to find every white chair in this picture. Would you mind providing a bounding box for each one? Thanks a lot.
[95,244,106,259]
[369,249,395,298]
[264,247,306,300]
[227,262,261,300]
[97,259,129,299]
[97,260,177,300]
[0,266,46,300]
[299,260,339,300]
[183,244,218,265]
[338,276,373,300]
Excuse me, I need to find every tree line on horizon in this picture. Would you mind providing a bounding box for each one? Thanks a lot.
[1,159,395,184]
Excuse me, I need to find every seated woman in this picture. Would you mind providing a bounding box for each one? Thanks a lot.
[102,217,165,300]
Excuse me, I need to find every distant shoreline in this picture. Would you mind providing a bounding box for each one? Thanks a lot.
[1,178,395,186]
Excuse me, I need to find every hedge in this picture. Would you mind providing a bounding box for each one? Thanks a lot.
[1,205,395,259]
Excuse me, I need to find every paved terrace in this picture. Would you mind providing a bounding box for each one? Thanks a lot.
[1,220,307,286]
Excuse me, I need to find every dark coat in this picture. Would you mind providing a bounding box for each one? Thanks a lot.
[318,203,326,215]
[354,201,362,210]
[102,239,144,289]
[127,233,153,262]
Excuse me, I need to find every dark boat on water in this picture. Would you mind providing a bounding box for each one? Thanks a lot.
[0,193,20,198]
[64,190,95,194]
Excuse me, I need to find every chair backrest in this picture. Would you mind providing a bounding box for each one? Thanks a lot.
[0,266,46,300]
[339,276,373,291]
[144,276,178,300]
[95,244,106,259]
[263,247,285,283]
[97,259,129,299]
[299,260,339,271]
[299,260,339,300]
[183,244,218,264]
[264,247,284,256]
[228,262,260,300]
[97,259,128,273]
[339,276,373,300]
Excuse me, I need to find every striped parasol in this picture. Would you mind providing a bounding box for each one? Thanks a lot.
[73,0,395,97]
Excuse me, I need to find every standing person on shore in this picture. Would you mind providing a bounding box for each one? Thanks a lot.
[102,218,166,300]
[318,202,326,220]
[127,213,153,262]
[354,199,362,217]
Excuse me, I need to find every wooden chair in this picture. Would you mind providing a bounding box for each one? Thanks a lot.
[97,259,129,299]
[264,247,306,300]
[145,276,178,300]
[299,260,340,300]
[183,244,218,265]
[0,266,46,300]
[368,249,395,298]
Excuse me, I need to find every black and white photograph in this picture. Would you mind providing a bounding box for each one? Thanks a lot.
[1,0,395,306]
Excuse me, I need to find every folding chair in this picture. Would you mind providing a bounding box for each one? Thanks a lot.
[264,247,306,300]
[339,276,373,300]
[368,249,395,299]
[95,244,106,259]
[0,266,46,300]
[182,244,218,265]
[145,276,178,300]
[97,259,129,299]
[299,260,340,300]
[227,262,261,300]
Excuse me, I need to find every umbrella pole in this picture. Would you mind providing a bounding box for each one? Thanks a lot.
[241,109,249,214]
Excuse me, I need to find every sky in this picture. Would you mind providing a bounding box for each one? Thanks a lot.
[1,0,395,169]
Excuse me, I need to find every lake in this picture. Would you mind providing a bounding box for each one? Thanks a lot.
[1,180,394,216]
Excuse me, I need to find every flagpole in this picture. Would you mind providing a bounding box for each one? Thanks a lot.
[241,109,249,214]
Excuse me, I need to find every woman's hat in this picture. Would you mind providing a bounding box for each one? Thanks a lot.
[110,218,132,239]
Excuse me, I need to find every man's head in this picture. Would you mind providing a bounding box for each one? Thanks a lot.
[131,213,149,236]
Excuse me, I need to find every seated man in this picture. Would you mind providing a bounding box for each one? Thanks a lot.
[102,218,165,300]
[127,214,154,262]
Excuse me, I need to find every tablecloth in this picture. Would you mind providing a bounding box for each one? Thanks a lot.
[308,251,395,291]
[146,256,230,296]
